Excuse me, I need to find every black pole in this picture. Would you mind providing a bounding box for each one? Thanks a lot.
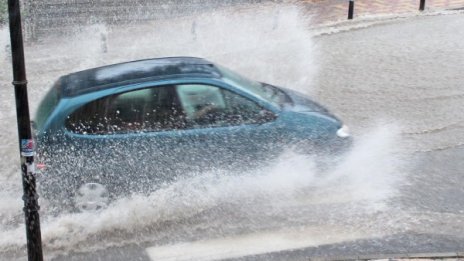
[7,0,44,261]
[348,0,355,20]
[419,0,426,11]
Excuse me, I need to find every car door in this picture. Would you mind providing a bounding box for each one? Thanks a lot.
[175,83,283,171]
[61,84,193,194]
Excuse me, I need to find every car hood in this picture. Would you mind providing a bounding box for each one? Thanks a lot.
[279,87,341,121]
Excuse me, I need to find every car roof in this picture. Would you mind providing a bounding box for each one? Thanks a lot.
[59,57,222,97]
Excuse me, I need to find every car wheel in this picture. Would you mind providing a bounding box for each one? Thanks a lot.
[74,182,109,212]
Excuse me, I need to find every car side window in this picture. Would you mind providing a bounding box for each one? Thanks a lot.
[176,84,268,127]
[65,85,187,134]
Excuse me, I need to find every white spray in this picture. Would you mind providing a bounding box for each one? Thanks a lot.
[0,3,405,256]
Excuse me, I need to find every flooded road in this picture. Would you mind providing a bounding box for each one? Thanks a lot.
[0,3,463,260]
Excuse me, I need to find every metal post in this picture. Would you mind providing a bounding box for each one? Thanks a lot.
[7,0,44,261]
[419,0,426,11]
[348,0,355,20]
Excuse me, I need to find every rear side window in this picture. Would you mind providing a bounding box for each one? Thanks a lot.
[65,85,187,134]
[35,80,60,131]
[176,84,265,127]
[176,84,226,119]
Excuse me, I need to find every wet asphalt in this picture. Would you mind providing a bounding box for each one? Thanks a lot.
[1,7,463,261]
[48,12,464,261]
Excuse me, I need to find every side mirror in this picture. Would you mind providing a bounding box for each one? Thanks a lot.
[257,110,277,124]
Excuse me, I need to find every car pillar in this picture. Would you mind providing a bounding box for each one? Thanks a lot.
[7,0,44,260]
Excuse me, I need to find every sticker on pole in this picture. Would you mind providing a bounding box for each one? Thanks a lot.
[20,139,35,156]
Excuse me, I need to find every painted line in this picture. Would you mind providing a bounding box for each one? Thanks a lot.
[145,227,370,261]
[146,240,464,261]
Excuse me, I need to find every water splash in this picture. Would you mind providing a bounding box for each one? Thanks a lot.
[73,24,109,70]
[0,26,10,64]
[0,3,405,257]
[140,5,319,94]
[0,124,405,253]
[31,4,317,95]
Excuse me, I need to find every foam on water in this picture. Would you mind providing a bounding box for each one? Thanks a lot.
[0,3,406,256]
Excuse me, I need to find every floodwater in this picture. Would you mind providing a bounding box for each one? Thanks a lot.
[0,3,463,260]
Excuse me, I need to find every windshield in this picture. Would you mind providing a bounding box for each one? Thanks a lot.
[217,65,287,108]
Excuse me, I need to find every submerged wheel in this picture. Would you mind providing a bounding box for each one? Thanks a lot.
[74,182,109,212]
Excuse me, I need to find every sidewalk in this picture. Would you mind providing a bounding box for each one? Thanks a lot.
[299,0,464,23]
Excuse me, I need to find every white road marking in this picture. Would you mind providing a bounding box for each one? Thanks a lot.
[145,226,373,261]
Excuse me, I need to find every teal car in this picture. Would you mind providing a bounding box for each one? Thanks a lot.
[34,57,351,211]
